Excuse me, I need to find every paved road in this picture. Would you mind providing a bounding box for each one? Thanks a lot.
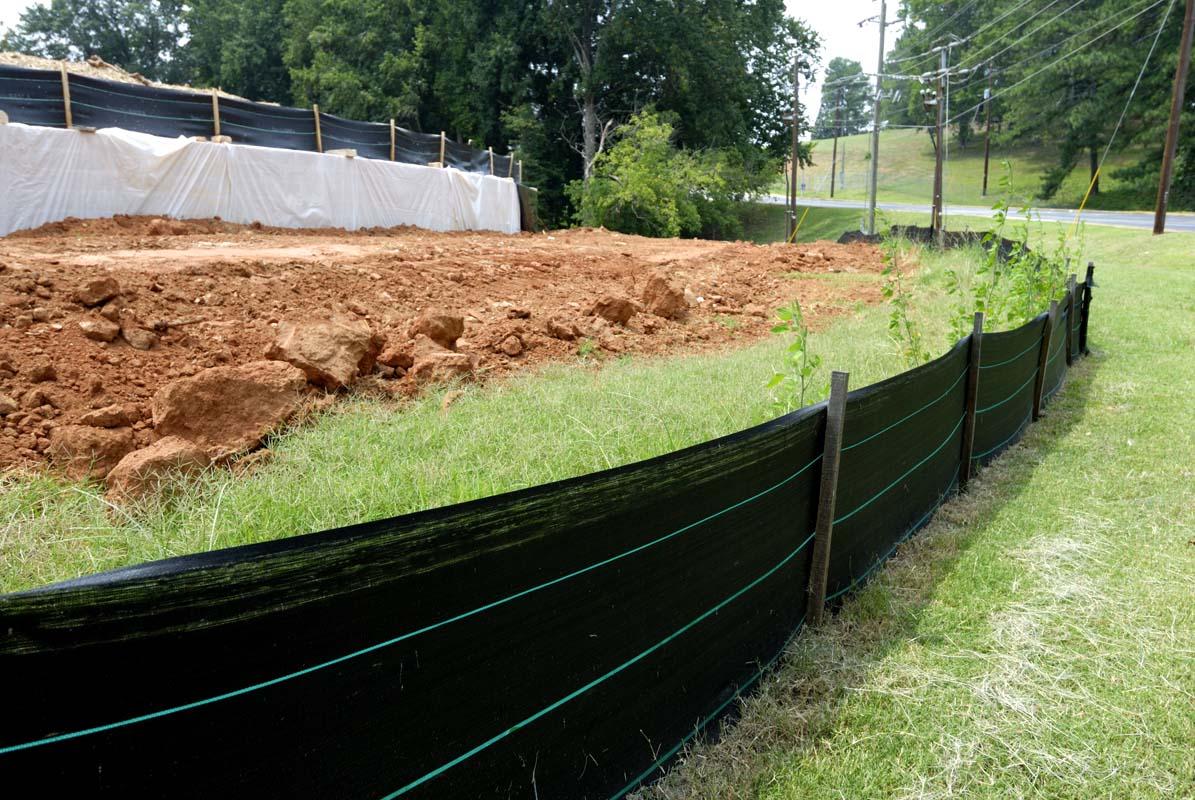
[762,195,1195,233]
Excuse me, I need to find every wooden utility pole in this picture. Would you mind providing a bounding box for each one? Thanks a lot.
[1154,0,1195,235]
[867,0,887,235]
[788,57,801,243]
[931,49,946,241]
[981,69,992,197]
[830,87,844,198]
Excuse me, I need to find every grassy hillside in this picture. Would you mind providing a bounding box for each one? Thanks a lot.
[779,128,1155,211]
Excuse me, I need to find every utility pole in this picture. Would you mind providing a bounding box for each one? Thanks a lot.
[1154,0,1195,235]
[867,0,887,235]
[981,67,992,197]
[788,56,801,243]
[830,87,843,198]
[931,48,946,242]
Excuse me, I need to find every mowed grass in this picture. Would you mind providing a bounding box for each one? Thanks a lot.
[642,223,1195,798]
[737,202,863,244]
[778,127,1155,211]
[1,256,954,594]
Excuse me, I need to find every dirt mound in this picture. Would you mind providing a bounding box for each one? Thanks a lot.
[0,218,887,471]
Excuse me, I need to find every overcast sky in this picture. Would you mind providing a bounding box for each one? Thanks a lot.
[2,0,899,125]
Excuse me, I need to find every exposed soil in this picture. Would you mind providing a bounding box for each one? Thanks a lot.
[0,216,886,470]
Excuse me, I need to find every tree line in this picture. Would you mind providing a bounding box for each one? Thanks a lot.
[883,0,1193,207]
[1,0,820,230]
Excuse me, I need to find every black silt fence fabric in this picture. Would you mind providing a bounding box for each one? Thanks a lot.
[318,112,391,160]
[68,75,213,139]
[0,66,67,127]
[1043,295,1072,405]
[972,314,1047,466]
[218,97,316,151]
[393,128,442,165]
[0,404,825,798]
[827,341,970,601]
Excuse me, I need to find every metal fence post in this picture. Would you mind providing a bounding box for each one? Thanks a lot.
[1065,274,1077,366]
[808,370,849,626]
[1033,300,1058,421]
[1080,262,1095,355]
[959,312,984,491]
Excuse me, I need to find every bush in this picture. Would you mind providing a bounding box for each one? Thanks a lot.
[567,110,765,239]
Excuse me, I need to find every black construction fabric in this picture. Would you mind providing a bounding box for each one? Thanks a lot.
[393,127,441,165]
[0,65,67,127]
[517,184,541,232]
[827,340,970,601]
[1043,297,1071,405]
[0,403,825,799]
[318,112,391,160]
[67,75,213,139]
[218,97,316,151]
[972,314,1047,466]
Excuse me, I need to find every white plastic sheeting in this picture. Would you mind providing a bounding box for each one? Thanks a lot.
[0,123,522,237]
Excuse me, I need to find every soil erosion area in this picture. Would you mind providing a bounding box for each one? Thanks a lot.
[0,217,886,484]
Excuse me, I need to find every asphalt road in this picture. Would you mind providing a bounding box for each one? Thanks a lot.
[762,195,1195,233]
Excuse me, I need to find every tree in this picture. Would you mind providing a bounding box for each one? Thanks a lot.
[1,0,188,83]
[185,0,291,103]
[812,58,869,138]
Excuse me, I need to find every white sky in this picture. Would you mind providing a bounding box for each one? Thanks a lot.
[2,0,898,127]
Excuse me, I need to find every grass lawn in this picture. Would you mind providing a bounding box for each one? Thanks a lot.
[776,128,1157,211]
[643,221,1195,798]
[737,202,863,244]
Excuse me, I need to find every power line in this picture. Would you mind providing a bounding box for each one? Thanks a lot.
[888,0,1036,67]
[947,0,1169,126]
[887,0,987,65]
[957,0,1079,68]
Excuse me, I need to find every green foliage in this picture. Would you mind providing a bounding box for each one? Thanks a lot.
[812,58,870,138]
[943,164,1077,344]
[185,0,291,103]
[567,110,761,239]
[1,0,189,83]
[881,240,931,367]
[768,299,823,413]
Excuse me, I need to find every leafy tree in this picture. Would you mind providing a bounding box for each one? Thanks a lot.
[1,0,188,83]
[812,58,870,138]
[185,0,291,103]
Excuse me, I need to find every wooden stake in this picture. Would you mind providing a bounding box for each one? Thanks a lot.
[1080,262,1095,355]
[808,370,849,626]
[313,104,323,153]
[488,146,494,175]
[518,160,524,183]
[59,63,73,129]
[1032,301,1058,421]
[211,89,221,137]
[959,312,984,489]
[507,150,514,178]
[1065,274,1077,367]
[389,119,396,161]
[439,131,446,167]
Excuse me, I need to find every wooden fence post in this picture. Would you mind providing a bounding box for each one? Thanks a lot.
[488,146,494,175]
[211,89,221,137]
[518,160,524,183]
[808,370,849,626]
[439,131,446,167]
[507,150,514,178]
[959,312,984,491]
[1080,262,1095,355]
[313,104,323,153]
[389,119,396,161]
[1065,274,1077,367]
[59,63,73,129]
[1032,300,1058,421]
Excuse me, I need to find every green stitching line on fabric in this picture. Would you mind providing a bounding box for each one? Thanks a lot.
[979,338,1041,370]
[842,367,967,452]
[380,531,817,799]
[825,475,958,603]
[219,118,312,136]
[0,95,62,104]
[67,100,206,123]
[0,452,823,756]
[972,413,1032,460]
[977,370,1038,414]
[834,414,965,526]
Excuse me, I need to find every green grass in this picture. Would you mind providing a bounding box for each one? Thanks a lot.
[642,224,1195,798]
[776,128,1159,211]
[737,202,863,244]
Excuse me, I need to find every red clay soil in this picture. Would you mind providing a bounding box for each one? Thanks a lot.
[0,216,886,470]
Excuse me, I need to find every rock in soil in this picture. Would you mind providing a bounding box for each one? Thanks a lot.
[78,403,139,428]
[121,324,159,351]
[74,276,121,307]
[152,360,307,460]
[586,295,637,325]
[106,436,210,501]
[642,273,688,320]
[499,334,524,356]
[265,315,382,389]
[79,316,120,342]
[408,310,465,350]
[47,424,135,480]
[409,351,476,385]
[0,394,17,415]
